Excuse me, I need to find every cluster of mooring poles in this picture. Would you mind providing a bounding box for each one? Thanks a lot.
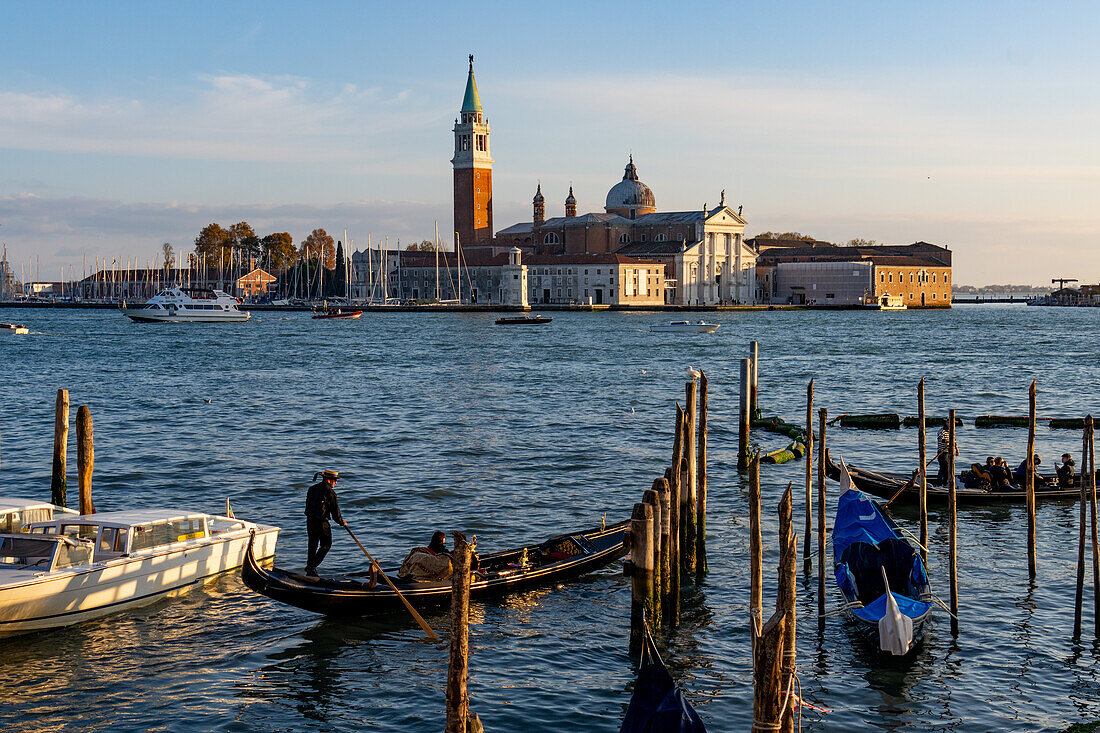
[625,370,710,655]
[41,388,96,514]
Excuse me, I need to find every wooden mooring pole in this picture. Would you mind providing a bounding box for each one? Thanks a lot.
[750,340,759,419]
[749,453,763,640]
[817,407,826,631]
[643,488,662,629]
[803,379,813,574]
[1027,381,1037,579]
[778,483,796,733]
[51,388,70,508]
[1074,417,1089,639]
[629,502,656,656]
[696,371,708,577]
[948,408,959,636]
[751,484,796,733]
[1090,417,1100,636]
[683,379,698,575]
[918,378,929,563]
[667,406,684,626]
[76,405,95,515]
[445,532,481,733]
[655,477,672,614]
[738,358,751,471]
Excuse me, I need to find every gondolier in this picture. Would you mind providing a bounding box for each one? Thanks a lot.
[936,419,958,486]
[305,470,346,576]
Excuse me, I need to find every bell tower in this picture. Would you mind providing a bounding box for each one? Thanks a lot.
[452,55,493,248]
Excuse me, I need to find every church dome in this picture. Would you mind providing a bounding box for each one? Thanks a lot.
[605,156,656,217]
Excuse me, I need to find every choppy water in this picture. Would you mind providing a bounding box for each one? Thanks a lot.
[1,305,1098,732]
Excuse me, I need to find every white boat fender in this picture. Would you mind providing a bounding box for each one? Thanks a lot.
[878,567,914,655]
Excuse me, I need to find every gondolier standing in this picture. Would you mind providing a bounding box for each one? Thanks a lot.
[305,470,346,576]
[937,419,959,486]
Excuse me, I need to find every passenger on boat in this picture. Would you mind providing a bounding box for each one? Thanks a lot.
[1058,453,1076,488]
[304,470,346,577]
[937,420,959,486]
[428,531,452,557]
[1014,455,1047,487]
[993,457,1015,488]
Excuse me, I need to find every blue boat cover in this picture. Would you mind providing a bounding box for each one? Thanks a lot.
[620,625,707,733]
[833,488,897,560]
[850,590,932,623]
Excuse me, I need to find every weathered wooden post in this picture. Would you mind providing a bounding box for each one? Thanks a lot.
[642,487,662,629]
[445,532,481,733]
[750,340,759,418]
[817,407,827,631]
[918,378,929,563]
[948,408,959,636]
[1074,418,1089,639]
[749,453,763,639]
[696,371,709,577]
[752,486,796,733]
[778,484,796,733]
[1090,418,1100,636]
[76,405,95,515]
[655,477,672,610]
[738,358,751,471]
[51,388,70,507]
[630,502,656,655]
[683,379,698,575]
[804,379,813,573]
[1027,381,1037,578]
[668,406,685,625]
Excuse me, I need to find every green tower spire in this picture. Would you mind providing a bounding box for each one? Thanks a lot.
[461,54,482,113]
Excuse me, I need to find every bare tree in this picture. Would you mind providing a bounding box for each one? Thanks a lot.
[161,242,174,270]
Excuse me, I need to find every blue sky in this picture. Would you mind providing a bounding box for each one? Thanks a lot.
[2,1,1098,285]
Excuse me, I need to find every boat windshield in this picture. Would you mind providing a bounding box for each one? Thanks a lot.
[0,536,59,569]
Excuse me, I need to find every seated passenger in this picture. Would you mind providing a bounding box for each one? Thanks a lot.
[398,531,454,581]
[992,457,1014,488]
[1058,453,1076,488]
[427,530,452,557]
[1015,454,1047,487]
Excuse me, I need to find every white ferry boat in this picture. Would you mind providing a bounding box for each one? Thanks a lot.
[121,287,251,323]
[0,509,279,636]
[862,294,907,311]
[650,320,720,334]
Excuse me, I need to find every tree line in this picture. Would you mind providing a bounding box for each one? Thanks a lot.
[191,222,339,272]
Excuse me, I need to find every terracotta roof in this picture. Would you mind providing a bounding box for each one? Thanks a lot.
[524,253,663,266]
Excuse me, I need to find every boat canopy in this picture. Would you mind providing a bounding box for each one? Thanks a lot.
[833,489,898,561]
[31,509,213,530]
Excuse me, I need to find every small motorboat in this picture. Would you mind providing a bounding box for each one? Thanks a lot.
[0,323,29,334]
[495,314,552,325]
[823,448,1081,505]
[649,321,719,334]
[832,458,932,655]
[312,307,363,320]
[0,509,279,636]
[242,519,628,617]
[862,293,907,310]
[122,287,250,323]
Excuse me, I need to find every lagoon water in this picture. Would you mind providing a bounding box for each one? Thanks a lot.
[1,305,1098,732]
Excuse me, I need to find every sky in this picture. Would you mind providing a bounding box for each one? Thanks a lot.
[1,1,1098,286]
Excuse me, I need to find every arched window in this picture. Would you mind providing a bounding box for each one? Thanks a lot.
[619,233,630,244]
[544,232,560,245]
[655,233,667,242]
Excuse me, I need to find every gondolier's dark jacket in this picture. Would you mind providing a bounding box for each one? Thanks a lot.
[305,481,344,524]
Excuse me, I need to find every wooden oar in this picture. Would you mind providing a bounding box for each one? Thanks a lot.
[344,524,440,641]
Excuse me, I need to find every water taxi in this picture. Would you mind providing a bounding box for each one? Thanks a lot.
[862,294,907,311]
[0,509,279,636]
[495,314,552,325]
[649,320,720,333]
[0,496,77,532]
[1,323,29,334]
[121,287,251,323]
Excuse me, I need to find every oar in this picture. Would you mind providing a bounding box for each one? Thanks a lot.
[344,524,440,641]
[883,451,944,508]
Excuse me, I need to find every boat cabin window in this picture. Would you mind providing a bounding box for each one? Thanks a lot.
[60,524,99,542]
[207,517,245,535]
[54,540,94,569]
[130,519,206,552]
[0,507,52,534]
[0,536,58,568]
[98,527,128,553]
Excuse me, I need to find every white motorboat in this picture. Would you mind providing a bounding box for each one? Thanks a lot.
[862,294,907,311]
[121,287,251,323]
[0,509,279,636]
[649,320,720,334]
[1,323,29,334]
[0,496,78,533]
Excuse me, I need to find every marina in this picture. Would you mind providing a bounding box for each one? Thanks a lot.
[2,304,1099,731]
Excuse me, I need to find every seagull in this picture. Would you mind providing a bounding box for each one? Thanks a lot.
[204,398,213,404]
[641,369,647,375]
[631,407,636,414]
[686,366,701,380]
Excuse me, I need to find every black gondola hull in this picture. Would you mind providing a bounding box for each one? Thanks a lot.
[242,521,629,616]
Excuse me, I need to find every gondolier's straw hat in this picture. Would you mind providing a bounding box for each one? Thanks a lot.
[322,470,339,480]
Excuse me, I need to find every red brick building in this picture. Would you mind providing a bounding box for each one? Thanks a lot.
[451,55,493,250]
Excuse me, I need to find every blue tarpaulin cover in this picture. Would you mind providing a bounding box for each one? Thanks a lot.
[620,624,707,733]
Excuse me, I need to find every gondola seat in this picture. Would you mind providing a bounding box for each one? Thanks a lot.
[840,538,923,605]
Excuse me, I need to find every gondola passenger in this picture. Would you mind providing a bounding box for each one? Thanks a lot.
[1058,453,1076,488]
[1014,454,1047,487]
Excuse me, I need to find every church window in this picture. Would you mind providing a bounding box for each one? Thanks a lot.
[544,233,560,245]
[619,233,630,244]
[655,233,667,242]
[932,274,937,282]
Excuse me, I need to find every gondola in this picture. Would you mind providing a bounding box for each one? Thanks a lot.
[823,448,1083,504]
[242,520,629,616]
[832,458,933,655]
[620,621,707,733]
